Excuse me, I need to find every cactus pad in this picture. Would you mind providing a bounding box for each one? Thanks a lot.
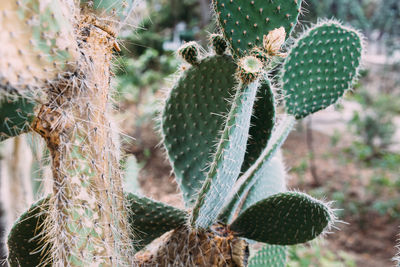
[213,0,302,56]
[282,21,363,119]
[191,79,259,229]
[162,54,237,207]
[127,193,187,249]
[230,192,334,245]
[248,244,287,267]
[241,79,275,172]
[0,96,35,142]
[7,198,49,267]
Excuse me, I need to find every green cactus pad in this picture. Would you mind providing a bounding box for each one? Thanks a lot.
[126,193,187,250]
[219,116,294,223]
[241,78,275,172]
[162,54,237,207]
[7,194,187,264]
[162,51,276,208]
[0,96,35,142]
[191,79,259,229]
[213,0,302,56]
[248,244,287,267]
[7,198,50,267]
[230,191,334,245]
[282,21,363,119]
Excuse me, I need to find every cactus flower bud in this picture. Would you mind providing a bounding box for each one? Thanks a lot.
[263,27,287,57]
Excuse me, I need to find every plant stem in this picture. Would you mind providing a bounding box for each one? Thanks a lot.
[33,13,132,266]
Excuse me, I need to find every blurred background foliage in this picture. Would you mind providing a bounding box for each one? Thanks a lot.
[1,0,400,266]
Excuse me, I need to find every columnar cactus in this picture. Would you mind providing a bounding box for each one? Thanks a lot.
[2,0,137,266]
[3,0,364,266]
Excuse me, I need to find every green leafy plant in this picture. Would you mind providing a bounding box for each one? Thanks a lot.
[2,0,364,266]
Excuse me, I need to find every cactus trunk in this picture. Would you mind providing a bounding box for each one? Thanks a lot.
[32,12,132,266]
[135,225,249,267]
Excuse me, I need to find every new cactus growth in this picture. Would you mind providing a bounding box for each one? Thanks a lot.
[4,0,364,266]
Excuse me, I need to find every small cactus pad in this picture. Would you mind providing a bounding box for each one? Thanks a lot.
[213,0,302,56]
[282,21,363,119]
[218,116,294,224]
[178,42,201,65]
[191,79,259,229]
[0,0,77,94]
[241,79,275,172]
[240,153,287,213]
[230,192,334,245]
[210,34,228,55]
[126,193,187,250]
[248,244,287,267]
[0,96,35,142]
[7,198,50,267]
[162,54,237,207]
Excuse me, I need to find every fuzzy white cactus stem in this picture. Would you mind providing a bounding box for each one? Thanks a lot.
[32,13,133,266]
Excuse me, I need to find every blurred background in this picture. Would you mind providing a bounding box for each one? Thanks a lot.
[1,0,399,266]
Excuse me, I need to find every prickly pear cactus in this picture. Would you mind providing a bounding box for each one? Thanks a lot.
[162,36,275,207]
[138,1,363,265]
[282,20,364,119]
[4,0,365,265]
[162,42,237,207]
